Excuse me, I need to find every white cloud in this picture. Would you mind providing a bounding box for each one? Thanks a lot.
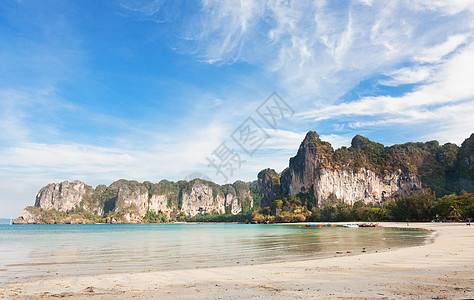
[160,0,472,105]
[380,66,432,86]
[0,125,306,217]
[413,0,474,15]
[117,1,474,108]
[117,0,181,22]
[0,123,227,217]
[118,0,165,15]
[0,100,238,217]
[415,34,468,63]
[1,143,136,217]
[182,0,262,64]
[299,40,474,144]
[0,88,77,145]
[359,0,373,6]
[1,143,134,176]
[258,128,305,151]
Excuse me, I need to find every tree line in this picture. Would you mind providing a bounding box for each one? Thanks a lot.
[248,190,473,223]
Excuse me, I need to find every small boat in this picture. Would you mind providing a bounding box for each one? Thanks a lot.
[343,224,359,228]
[9,216,13,226]
[358,223,378,227]
[306,224,323,227]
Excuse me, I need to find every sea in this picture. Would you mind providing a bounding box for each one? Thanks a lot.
[0,223,430,285]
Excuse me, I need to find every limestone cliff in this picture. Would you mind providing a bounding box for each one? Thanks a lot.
[109,180,149,222]
[222,181,254,215]
[18,178,254,223]
[275,131,471,207]
[294,167,421,206]
[180,181,225,216]
[35,180,94,211]
[279,132,422,205]
[148,194,169,216]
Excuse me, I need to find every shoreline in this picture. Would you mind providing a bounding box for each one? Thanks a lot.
[2,222,473,299]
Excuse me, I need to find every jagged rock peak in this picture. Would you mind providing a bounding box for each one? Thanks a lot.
[292,131,334,159]
[351,135,369,149]
[351,135,384,152]
[258,168,279,178]
[303,131,320,143]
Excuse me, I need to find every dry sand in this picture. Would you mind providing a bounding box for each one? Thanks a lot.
[1,222,473,299]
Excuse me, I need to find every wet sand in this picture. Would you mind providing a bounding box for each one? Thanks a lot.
[1,222,473,299]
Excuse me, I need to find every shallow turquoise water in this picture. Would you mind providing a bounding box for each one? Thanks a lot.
[0,224,429,284]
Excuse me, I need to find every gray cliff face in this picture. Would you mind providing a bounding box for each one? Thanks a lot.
[226,181,253,214]
[110,180,149,222]
[181,182,225,216]
[149,194,170,216]
[179,180,254,216]
[225,193,241,215]
[85,184,106,216]
[21,206,42,224]
[283,132,332,196]
[289,167,422,206]
[281,131,423,206]
[21,178,254,222]
[35,180,93,211]
[459,134,474,169]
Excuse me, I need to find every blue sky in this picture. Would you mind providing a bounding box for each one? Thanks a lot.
[1,0,474,217]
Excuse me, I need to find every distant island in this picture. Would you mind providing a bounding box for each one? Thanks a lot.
[14,131,474,224]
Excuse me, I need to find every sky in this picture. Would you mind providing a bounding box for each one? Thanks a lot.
[1,0,474,217]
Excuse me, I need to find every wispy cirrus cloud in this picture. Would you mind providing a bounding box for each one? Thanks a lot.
[117,0,181,23]
[298,37,474,144]
[0,88,79,145]
[415,34,468,63]
[126,0,471,108]
[117,0,474,122]
[379,66,433,86]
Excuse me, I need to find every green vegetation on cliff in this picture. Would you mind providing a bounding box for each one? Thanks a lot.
[250,191,473,223]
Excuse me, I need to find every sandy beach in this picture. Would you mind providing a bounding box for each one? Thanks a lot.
[1,222,473,299]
